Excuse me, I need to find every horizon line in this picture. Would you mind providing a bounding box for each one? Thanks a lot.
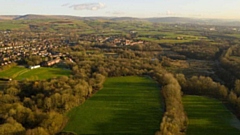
[0,14,240,21]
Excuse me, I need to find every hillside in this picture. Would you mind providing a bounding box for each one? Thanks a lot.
[13,14,83,20]
[0,14,239,26]
[0,15,20,20]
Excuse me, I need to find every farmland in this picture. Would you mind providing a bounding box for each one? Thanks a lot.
[63,76,162,134]
[183,95,240,135]
[0,66,71,80]
[0,15,240,135]
[0,21,28,30]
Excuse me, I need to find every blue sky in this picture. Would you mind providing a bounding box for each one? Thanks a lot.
[0,0,239,19]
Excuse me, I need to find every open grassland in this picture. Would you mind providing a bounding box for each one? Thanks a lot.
[0,66,71,80]
[226,34,240,38]
[0,21,28,30]
[138,37,194,44]
[64,76,162,135]
[137,30,208,44]
[183,95,240,135]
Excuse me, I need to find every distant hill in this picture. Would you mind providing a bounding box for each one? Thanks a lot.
[13,14,83,20]
[110,17,145,21]
[146,17,200,23]
[13,14,140,21]
[0,15,20,20]
[1,14,240,26]
[145,17,240,26]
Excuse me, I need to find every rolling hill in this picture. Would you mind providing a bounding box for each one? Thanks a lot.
[0,14,239,26]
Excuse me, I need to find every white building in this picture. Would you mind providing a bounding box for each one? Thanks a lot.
[29,65,41,69]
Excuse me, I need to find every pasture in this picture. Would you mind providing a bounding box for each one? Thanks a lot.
[0,21,28,30]
[64,76,162,134]
[183,95,240,135]
[0,66,71,80]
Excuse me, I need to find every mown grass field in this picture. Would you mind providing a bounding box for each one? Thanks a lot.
[183,95,240,135]
[64,76,162,134]
[0,66,71,80]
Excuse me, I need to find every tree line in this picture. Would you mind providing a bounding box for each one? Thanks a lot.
[0,47,189,135]
[1,39,240,135]
[0,48,167,135]
[152,71,187,135]
[176,74,240,119]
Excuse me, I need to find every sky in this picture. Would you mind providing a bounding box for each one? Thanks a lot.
[0,0,240,19]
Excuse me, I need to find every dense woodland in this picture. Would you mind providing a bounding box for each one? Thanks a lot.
[0,18,240,135]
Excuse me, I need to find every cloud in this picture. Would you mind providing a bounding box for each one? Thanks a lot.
[69,3,106,11]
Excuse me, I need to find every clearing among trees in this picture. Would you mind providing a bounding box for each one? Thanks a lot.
[63,76,162,134]
[183,95,240,135]
[0,66,71,80]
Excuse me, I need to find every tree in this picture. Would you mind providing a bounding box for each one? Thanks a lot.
[236,97,240,114]
[175,74,187,90]
[40,112,67,135]
[92,73,105,90]
[217,85,228,99]
[228,91,237,106]
[25,55,42,66]
[43,97,52,111]
[234,79,240,96]
[0,117,25,135]
[5,87,20,96]
[158,73,187,135]
[26,127,49,135]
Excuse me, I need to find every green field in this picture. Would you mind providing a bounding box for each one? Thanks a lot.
[64,76,162,134]
[183,95,240,135]
[0,66,71,80]
[0,21,28,30]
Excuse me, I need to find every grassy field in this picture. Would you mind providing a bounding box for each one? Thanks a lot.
[137,30,209,44]
[64,76,162,134]
[0,21,28,30]
[138,37,195,44]
[0,66,71,80]
[183,95,240,135]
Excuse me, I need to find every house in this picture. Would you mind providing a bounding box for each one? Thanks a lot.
[125,40,131,45]
[210,27,216,31]
[43,58,61,67]
[29,65,41,69]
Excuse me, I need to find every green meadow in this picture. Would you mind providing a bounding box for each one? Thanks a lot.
[0,66,71,80]
[183,95,240,135]
[64,76,162,135]
[0,21,28,30]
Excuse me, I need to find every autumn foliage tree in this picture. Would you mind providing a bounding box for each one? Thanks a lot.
[154,73,188,135]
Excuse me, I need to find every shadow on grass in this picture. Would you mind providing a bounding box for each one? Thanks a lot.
[89,82,161,134]
[184,96,240,135]
[91,103,161,135]
[106,82,158,88]
[186,123,240,135]
[64,77,163,134]
[43,68,72,76]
